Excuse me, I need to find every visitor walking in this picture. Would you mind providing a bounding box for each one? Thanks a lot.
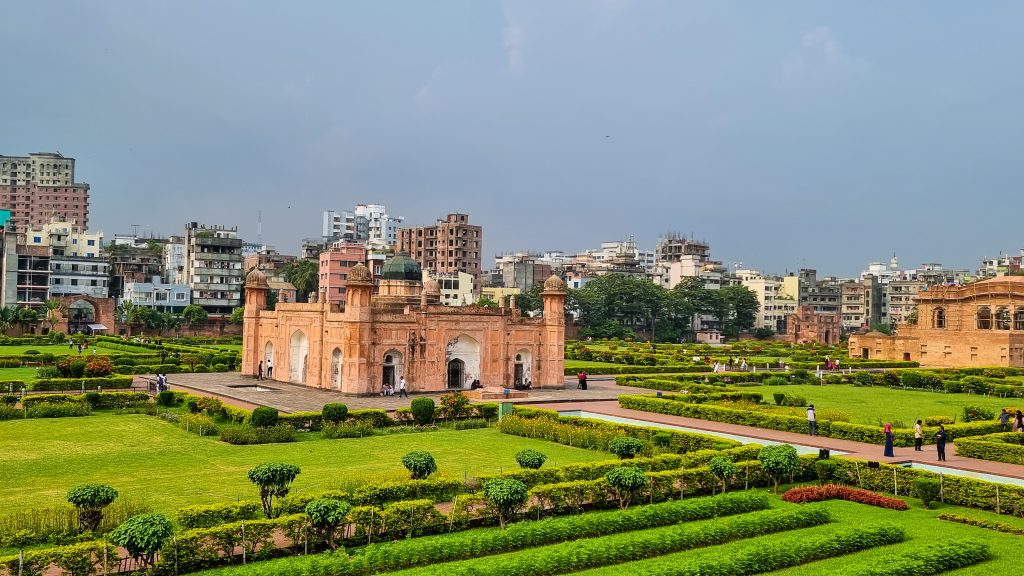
[266,359,273,379]
[935,425,947,461]
[806,404,817,436]
[913,420,923,451]
[257,361,264,381]
[999,409,1010,432]
[1013,410,1024,433]
[398,376,409,398]
[577,371,584,389]
[581,371,588,390]
[883,423,894,458]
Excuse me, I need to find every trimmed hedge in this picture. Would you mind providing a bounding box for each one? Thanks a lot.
[564,365,713,375]
[955,432,1024,465]
[619,394,1003,446]
[844,540,990,576]
[937,513,1024,535]
[28,375,134,392]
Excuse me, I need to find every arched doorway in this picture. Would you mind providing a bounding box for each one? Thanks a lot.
[264,341,274,378]
[68,300,96,334]
[331,348,342,390]
[289,330,309,384]
[382,350,403,391]
[513,348,532,386]
[446,335,481,388]
[447,358,465,389]
[823,330,832,345]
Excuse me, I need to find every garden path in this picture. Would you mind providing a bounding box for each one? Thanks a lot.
[532,400,1024,482]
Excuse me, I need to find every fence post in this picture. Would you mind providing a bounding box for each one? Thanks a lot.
[102,543,108,576]
[241,520,246,564]
[855,462,862,487]
[996,485,1001,514]
[893,467,897,496]
[173,534,178,576]
[939,473,944,503]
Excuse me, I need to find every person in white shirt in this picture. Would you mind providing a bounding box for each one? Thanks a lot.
[266,359,273,379]
[399,376,408,398]
[807,404,817,436]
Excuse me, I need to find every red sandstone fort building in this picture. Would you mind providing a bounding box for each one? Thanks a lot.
[242,254,566,394]
[849,276,1024,367]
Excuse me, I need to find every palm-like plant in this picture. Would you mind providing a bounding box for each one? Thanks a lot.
[282,260,319,302]
[116,300,145,336]
[44,298,66,333]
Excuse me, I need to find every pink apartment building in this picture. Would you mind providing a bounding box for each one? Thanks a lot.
[319,242,369,305]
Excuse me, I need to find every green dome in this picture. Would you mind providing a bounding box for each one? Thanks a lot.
[380,253,422,281]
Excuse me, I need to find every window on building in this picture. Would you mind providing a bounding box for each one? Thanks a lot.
[175,292,186,301]
[996,307,1012,330]
[977,306,992,330]
[932,307,945,329]
[1016,307,1024,331]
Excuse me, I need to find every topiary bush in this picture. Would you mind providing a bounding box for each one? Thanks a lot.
[247,463,301,518]
[605,465,648,509]
[925,415,954,426]
[109,513,173,570]
[482,478,529,528]
[515,449,547,470]
[608,436,645,459]
[758,444,800,493]
[250,406,279,428]
[773,392,786,406]
[411,397,436,426]
[322,403,349,424]
[402,450,438,480]
[814,459,838,485]
[914,478,941,509]
[708,456,737,493]
[66,484,119,533]
[305,498,351,549]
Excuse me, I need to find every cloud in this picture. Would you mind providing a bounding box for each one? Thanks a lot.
[782,26,869,84]
[502,19,524,73]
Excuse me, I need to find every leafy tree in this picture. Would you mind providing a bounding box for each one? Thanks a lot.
[66,484,118,532]
[708,456,737,494]
[483,478,529,528]
[605,466,648,509]
[16,306,39,331]
[608,436,645,459]
[0,306,18,335]
[247,463,301,518]
[508,285,543,314]
[758,444,799,493]
[181,304,208,331]
[475,295,499,308]
[709,285,760,338]
[515,449,547,470]
[43,298,65,333]
[869,323,894,335]
[401,450,437,480]
[282,260,319,302]
[305,498,351,549]
[439,391,471,420]
[180,354,200,371]
[753,327,775,339]
[116,300,145,336]
[229,306,245,325]
[109,513,174,569]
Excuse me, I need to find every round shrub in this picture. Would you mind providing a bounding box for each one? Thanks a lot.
[483,478,529,528]
[305,498,351,549]
[914,478,941,509]
[814,459,838,484]
[924,415,954,426]
[608,436,645,459]
[402,450,438,480]
[411,397,436,426]
[605,465,648,509]
[652,432,671,448]
[322,403,349,424]
[66,484,118,532]
[251,406,279,428]
[708,456,737,492]
[773,392,786,406]
[109,513,173,569]
[515,449,547,470]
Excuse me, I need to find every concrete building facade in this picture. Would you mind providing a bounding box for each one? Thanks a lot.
[397,213,483,279]
[183,223,244,316]
[0,152,90,232]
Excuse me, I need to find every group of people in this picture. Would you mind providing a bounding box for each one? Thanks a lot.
[576,371,588,390]
[805,405,951,462]
[381,376,409,397]
[513,378,533,391]
[67,339,94,354]
[255,359,274,381]
[154,373,169,393]
[998,408,1024,432]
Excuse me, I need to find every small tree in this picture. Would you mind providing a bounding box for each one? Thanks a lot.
[708,456,737,494]
[410,397,436,426]
[248,463,301,518]
[109,513,173,569]
[605,466,648,509]
[251,406,279,428]
[305,498,351,549]
[322,403,349,424]
[914,478,941,509]
[758,444,800,493]
[402,450,438,480]
[608,436,645,459]
[2,529,36,576]
[66,484,118,532]
[181,304,208,334]
[229,306,245,325]
[515,449,547,470]
[181,354,200,371]
[814,459,838,485]
[439,391,471,420]
[483,478,529,528]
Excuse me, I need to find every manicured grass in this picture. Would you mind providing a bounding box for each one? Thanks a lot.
[208,344,243,352]
[0,413,608,514]
[0,367,45,382]
[748,383,1012,426]
[0,344,88,356]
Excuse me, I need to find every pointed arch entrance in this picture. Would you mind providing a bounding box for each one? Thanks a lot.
[289,330,309,384]
[331,347,342,390]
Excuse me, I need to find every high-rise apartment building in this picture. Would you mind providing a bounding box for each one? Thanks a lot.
[397,213,483,278]
[322,204,404,249]
[0,152,90,232]
[183,223,244,316]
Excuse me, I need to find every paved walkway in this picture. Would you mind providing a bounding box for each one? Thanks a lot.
[531,400,1024,481]
[163,372,645,413]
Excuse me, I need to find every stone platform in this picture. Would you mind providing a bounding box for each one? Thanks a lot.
[466,386,529,400]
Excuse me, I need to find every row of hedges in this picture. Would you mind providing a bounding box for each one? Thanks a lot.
[20,391,151,410]
[499,411,739,453]
[782,484,909,510]
[788,360,919,370]
[619,394,1004,446]
[564,364,712,375]
[955,432,1024,465]
[17,375,135,392]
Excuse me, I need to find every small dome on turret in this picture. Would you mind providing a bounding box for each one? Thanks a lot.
[423,277,441,294]
[380,253,422,282]
[348,263,373,283]
[245,268,269,288]
[543,274,567,291]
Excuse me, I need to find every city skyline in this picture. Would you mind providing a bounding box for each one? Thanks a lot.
[3,2,1023,276]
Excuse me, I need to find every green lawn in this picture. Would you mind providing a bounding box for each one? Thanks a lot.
[0,414,607,513]
[0,344,88,356]
[748,383,1013,426]
[207,344,242,352]
[0,367,45,383]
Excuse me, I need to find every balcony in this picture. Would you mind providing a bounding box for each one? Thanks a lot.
[193,252,241,262]
[192,237,243,248]
[193,297,240,307]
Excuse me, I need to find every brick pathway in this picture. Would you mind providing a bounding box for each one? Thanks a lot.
[163,373,646,413]
[532,400,1024,482]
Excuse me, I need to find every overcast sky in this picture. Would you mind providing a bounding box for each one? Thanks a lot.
[2,1,1022,277]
